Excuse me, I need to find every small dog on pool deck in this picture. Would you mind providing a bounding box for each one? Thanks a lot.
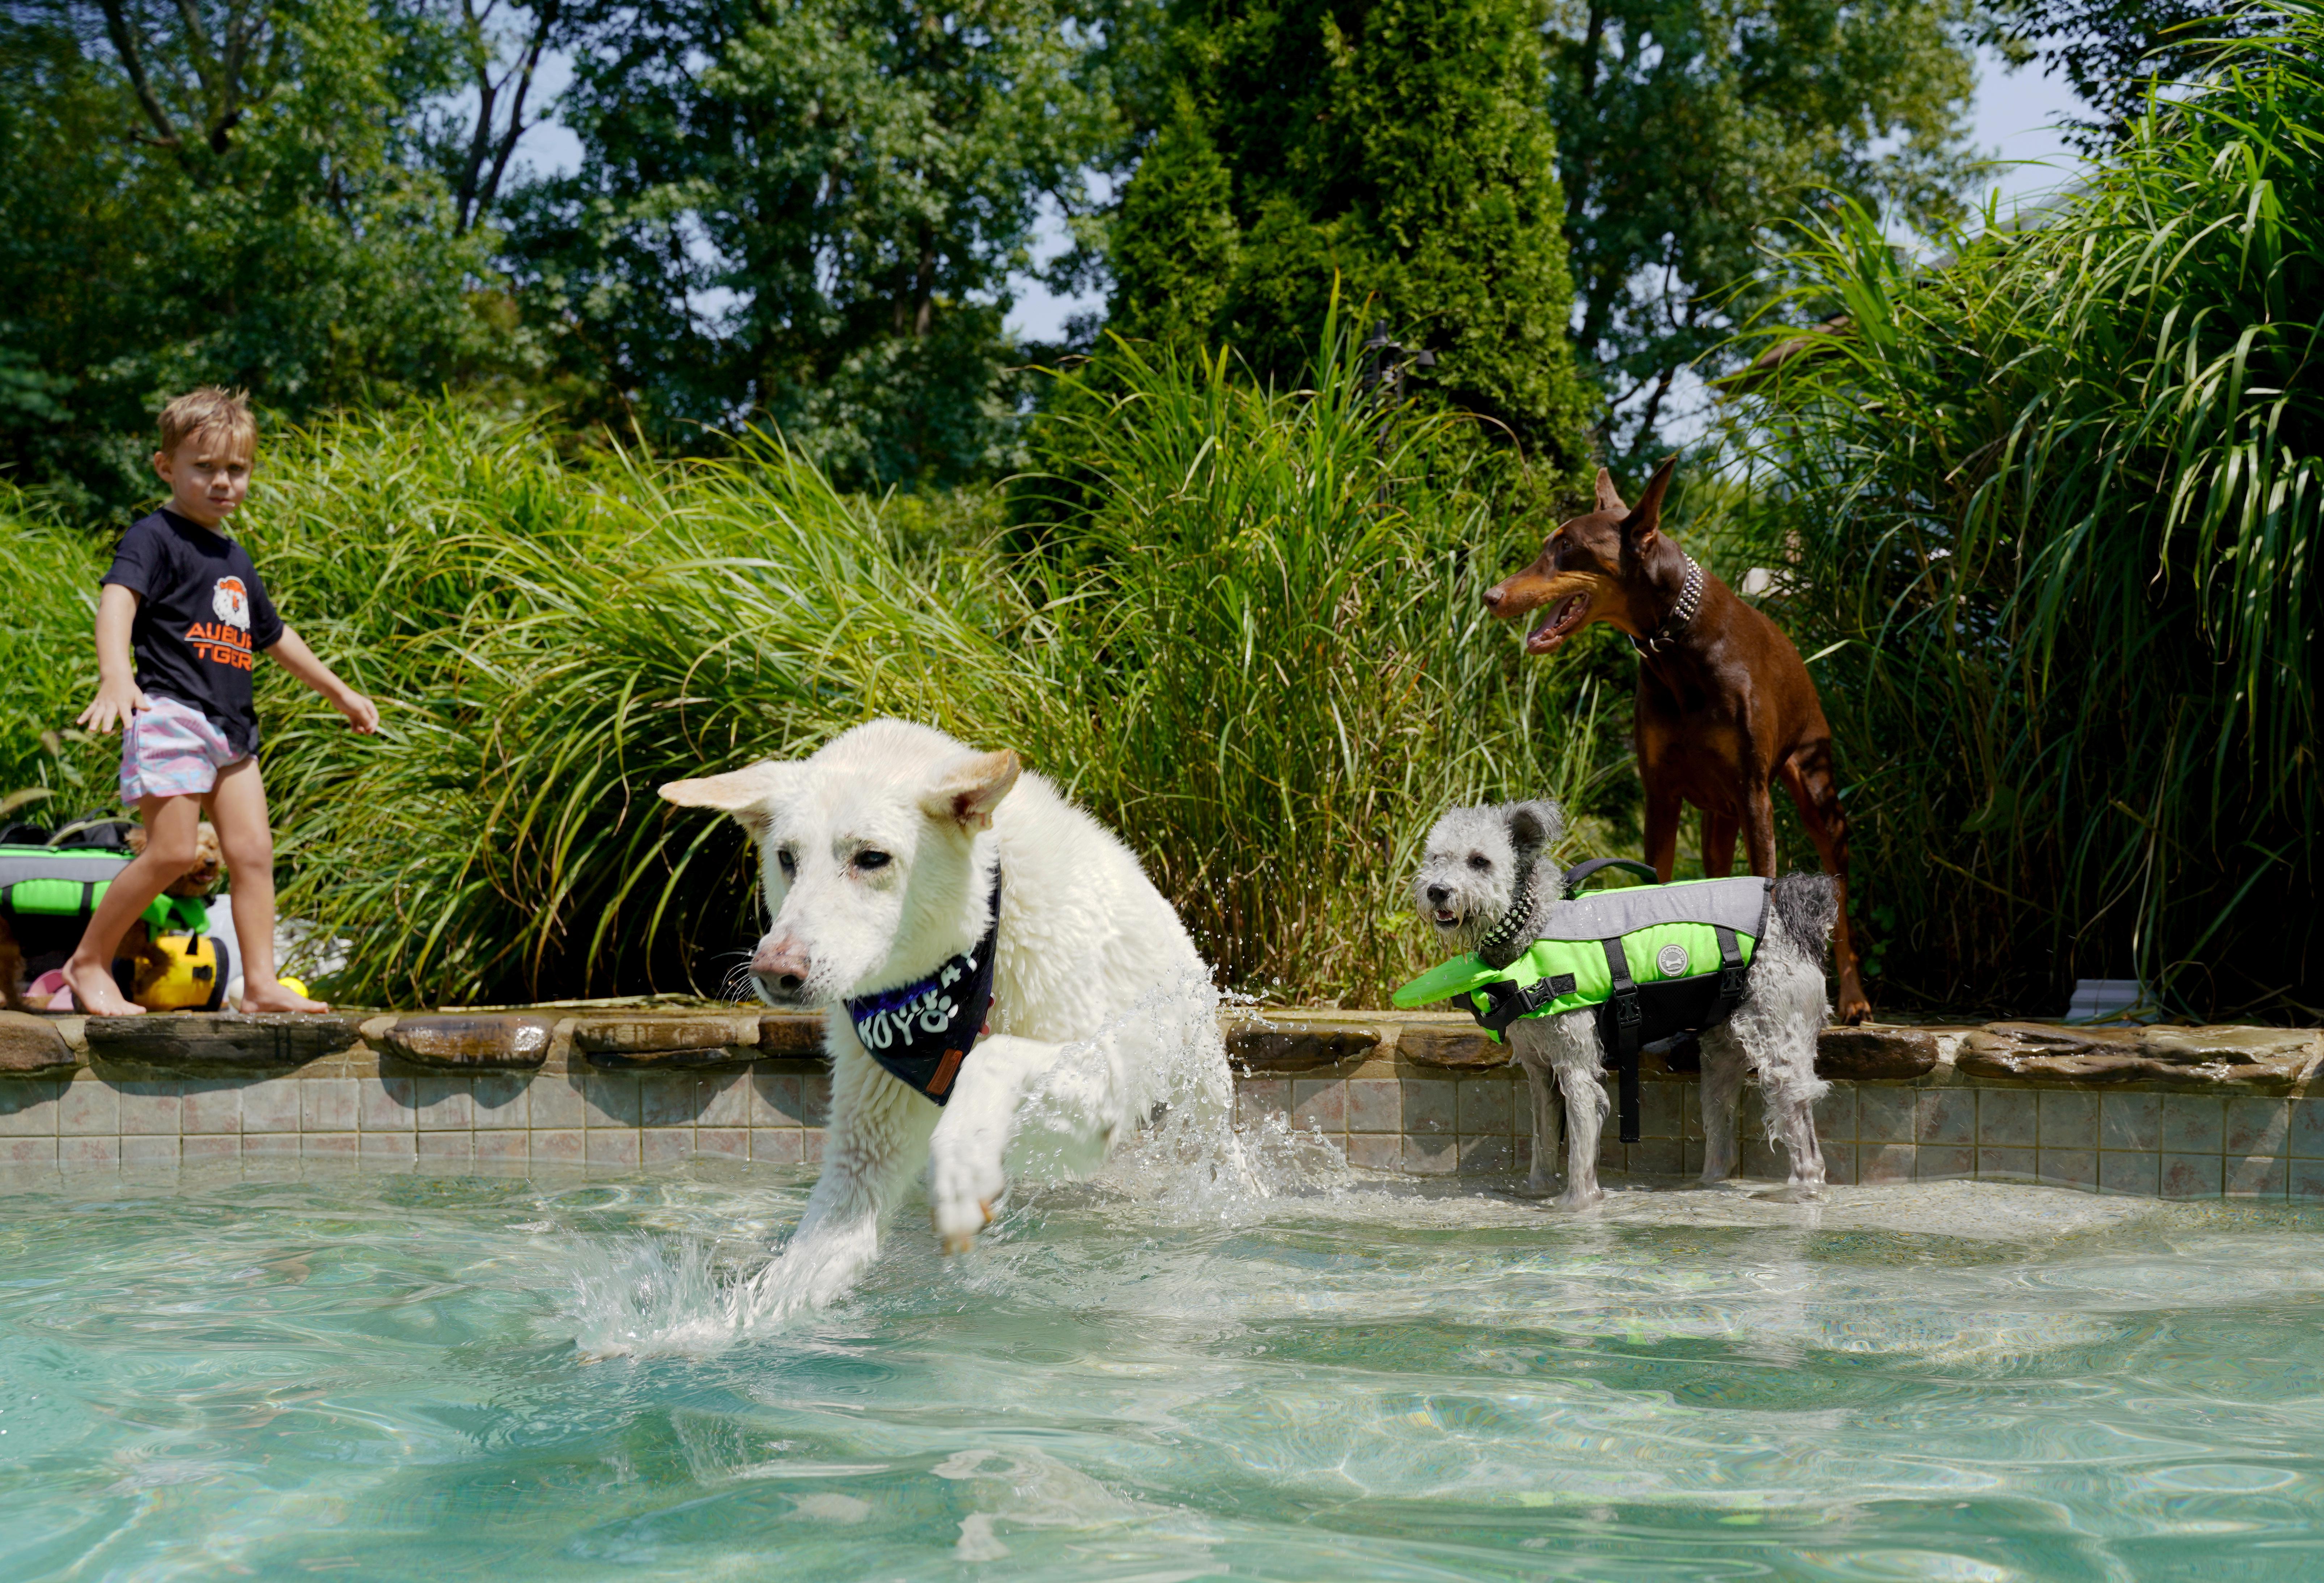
[660,718,1231,1320]
[1412,800,1836,1208]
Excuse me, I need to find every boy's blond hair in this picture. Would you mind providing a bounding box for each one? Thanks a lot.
[157,387,257,459]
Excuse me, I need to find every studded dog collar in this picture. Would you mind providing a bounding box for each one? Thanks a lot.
[1632,556,1704,656]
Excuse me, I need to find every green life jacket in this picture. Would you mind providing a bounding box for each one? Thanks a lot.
[0,845,210,936]
[1394,858,1770,1143]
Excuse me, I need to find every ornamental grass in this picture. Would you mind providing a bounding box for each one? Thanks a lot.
[1717,4,2321,1017]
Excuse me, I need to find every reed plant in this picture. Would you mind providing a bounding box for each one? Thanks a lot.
[0,319,1615,1006]
[0,500,115,820]
[1023,319,1620,1000]
[1720,4,2321,1015]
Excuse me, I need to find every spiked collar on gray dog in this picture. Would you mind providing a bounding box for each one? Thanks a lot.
[1473,856,1550,969]
[1633,556,1704,656]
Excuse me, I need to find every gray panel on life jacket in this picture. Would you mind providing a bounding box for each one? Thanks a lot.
[0,848,132,888]
[1536,876,1770,943]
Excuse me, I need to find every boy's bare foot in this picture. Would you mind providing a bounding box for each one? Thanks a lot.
[62,957,144,1016]
[241,979,330,1014]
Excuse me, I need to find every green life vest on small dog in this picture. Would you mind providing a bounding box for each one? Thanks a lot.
[1394,858,1770,1143]
[0,845,222,1009]
[0,845,210,937]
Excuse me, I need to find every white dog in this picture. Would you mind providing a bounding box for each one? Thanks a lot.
[660,718,1229,1319]
[1411,801,1835,1209]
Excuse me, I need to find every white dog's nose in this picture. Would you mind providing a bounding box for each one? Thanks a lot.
[1426,884,1450,906]
[751,935,813,994]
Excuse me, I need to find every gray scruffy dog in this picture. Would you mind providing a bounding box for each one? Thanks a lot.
[1412,800,1837,1208]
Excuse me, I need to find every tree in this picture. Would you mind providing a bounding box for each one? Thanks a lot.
[504,0,1119,489]
[1546,1,1981,476]
[1984,2,2284,150]
[1105,0,1594,478]
[0,0,521,514]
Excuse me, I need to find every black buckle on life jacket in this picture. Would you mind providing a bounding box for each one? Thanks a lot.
[1472,972,1576,1035]
[1711,925,1748,1024]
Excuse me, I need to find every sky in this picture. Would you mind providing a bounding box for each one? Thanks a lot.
[505,39,2097,347]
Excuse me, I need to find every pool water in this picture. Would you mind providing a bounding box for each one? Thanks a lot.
[6,1162,2324,1581]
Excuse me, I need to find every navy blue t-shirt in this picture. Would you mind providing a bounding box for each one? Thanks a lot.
[101,509,285,756]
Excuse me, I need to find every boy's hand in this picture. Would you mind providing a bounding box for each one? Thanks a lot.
[76,678,152,736]
[334,689,381,734]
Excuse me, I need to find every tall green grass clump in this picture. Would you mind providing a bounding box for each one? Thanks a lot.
[1723,5,2321,1016]
[1028,325,1615,998]
[0,498,116,819]
[1,323,1611,1006]
[239,409,1070,1004]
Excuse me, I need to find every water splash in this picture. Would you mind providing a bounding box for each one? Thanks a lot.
[556,968,1304,1357]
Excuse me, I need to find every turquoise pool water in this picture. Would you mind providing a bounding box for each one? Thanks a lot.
[5,1164,2324,1580]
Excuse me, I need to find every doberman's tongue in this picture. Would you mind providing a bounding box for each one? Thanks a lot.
[1527,592,1590,653]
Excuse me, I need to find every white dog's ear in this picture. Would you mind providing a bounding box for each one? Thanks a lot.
[658,761,798,837]
[1505,799,1564,854]
[923,748,1020,833]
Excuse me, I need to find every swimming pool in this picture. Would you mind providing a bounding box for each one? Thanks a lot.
[5,1161,2323,1579]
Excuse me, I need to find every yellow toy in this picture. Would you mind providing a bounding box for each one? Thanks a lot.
[124,933,233,1012]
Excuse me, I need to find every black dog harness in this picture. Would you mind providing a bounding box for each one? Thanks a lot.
[841,873,1001,1105]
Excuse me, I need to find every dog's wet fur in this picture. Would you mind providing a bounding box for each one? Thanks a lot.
[1413,800,1835,1209]
[658,718,1232,1320]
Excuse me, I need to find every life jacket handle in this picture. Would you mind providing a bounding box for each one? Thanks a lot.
[1559,857,1661,896]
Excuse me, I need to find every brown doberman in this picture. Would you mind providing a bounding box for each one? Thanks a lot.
[1483,457,1871,1023]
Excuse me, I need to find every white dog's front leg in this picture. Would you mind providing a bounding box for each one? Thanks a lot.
[742,1050,934,1327]
[927,1034,1074,1253]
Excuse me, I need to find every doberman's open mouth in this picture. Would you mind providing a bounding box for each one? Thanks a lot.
[1527,592,1591,654]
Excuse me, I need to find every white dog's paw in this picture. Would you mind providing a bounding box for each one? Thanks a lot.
[1552,1184,1606,1212]
[929,1143,1006,1256]
[1518,1168,1557,1198]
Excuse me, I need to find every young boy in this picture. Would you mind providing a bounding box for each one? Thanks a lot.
[62,388,378,1016]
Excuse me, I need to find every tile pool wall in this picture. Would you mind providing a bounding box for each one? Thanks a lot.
[1,1008,2317,1197]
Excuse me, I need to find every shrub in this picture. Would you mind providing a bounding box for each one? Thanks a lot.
[1,322,1621,1006]
[1720,5,2322,1015]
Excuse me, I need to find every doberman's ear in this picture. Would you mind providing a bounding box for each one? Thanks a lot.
[1593,468,1627,514]
[1621,455,1678,553]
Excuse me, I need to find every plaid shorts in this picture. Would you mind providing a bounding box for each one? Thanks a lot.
[120,695,249,803]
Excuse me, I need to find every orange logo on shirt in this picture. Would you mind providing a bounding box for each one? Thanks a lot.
[185,617,255,670]
[185,576,257,668]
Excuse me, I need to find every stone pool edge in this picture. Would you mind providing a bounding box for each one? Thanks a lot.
[0,1007,2318,1198]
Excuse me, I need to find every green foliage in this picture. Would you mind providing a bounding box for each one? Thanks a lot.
[1,323,1628,1005]
[1107,0,1593,478]
[505,0,1121,490]
[1719,7,2323,1016]
[0,499,116,818]
[1547,0,1983,476]
[1986,0,2283,148]
[1106,85,1237,351]
[0,0,525,515]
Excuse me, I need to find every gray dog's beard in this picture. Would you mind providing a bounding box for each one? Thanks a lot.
[1472,856,1549,969]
